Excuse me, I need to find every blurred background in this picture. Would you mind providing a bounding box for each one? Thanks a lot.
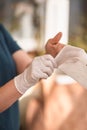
[1,0,87,130]
[0,0,87,52]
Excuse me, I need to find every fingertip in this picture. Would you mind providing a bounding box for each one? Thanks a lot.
[58,32,63,38]
[58,32,62,35]
[53,32,63,42]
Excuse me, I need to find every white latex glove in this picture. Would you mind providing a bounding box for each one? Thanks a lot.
[55,45,84,66]
[14,54,57,94]
[55,45,87,89]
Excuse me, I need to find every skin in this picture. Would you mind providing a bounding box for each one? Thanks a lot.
[45,32,65,57]
[0,32,65,112]
[0,50,32,112]
[25,79,58,130]
[25,79,85,130]
[25,32,66,130]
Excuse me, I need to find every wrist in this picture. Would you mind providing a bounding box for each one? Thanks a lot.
[14,73,29,94]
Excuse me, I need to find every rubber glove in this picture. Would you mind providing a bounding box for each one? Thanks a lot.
[14,54,57,94]
[55,45,85,66]
[55,45,87,88]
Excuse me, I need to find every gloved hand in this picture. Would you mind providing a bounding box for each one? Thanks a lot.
[55,45,85,66]
[14,54,57,94]
[55,45,87,89]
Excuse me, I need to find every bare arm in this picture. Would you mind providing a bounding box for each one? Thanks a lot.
[0,49,56,112]
[12,50,33,74]
[0,50,32,112]
[0,80,21,112]
[0,31,64,112]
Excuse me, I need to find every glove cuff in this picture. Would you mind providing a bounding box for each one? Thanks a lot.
[14,72,29,94]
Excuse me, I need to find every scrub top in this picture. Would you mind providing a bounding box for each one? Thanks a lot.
[0,24,21,130]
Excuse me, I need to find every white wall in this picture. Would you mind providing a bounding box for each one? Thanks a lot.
[45,0,70,44]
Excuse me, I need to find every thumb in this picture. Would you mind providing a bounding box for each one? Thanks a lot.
[52,32,62,44]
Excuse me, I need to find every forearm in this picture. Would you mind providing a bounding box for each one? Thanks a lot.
[0,54,56,112]
[12,50,33,74]
[0,79,22,112]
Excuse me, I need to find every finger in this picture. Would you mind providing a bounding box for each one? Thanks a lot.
[44,67,53,77]
[52,32,62,43]
[43,55,57,68]
[39,72,48,79]
[45,32,62,47]
[55,43,65,52]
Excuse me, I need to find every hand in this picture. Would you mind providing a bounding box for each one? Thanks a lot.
[14,55,57,94]
[45,32,65,57]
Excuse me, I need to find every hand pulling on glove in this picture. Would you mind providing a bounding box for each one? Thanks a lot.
[14,55,57,94]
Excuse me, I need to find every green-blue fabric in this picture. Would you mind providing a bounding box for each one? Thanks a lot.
[0,24,21,130]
